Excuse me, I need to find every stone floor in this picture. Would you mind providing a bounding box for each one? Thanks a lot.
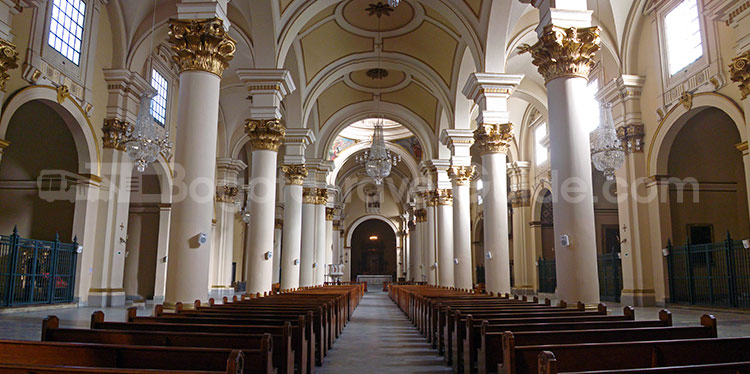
[318,291,453,374]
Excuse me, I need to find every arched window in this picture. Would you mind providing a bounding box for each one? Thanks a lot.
[48,0,86,65]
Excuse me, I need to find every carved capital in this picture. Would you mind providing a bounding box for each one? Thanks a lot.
[216,185,239,203]
[0,38,18,92]
[325,207,335,221]
[474,123,514,155]
[519,24,601,83]
[415,209,427,223]
[448,165,476,186]
[303,187,328,205]
[245,119,285,152]
[281,164,308,185]
[275,218,283,230]
[425,191,439,207]
[509,190,531,208]
[616,124,645,154]
[436,189,453,206]
[102,118,130,151]
[730,50,750,100]
[168,18,236,78]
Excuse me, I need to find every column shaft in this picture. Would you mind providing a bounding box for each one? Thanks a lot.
[453,183,473,289]
[314,204,326,285]
[300,202,316,287]
[153,205,171,302]
[245,149,279,294]
[280,184,303,289]
[482,152,511,294]
[437,200,454,287]
[425,204,437,285]
[273,221,282,284]
[165,71,221,305]
[325,218,333,282]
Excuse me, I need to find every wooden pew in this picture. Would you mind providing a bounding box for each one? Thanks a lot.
[501,315,722,374]
[0,340,251,373]
[91,311,311,374]
[0,364,222,374]
[43,316,293,374]
[537,351,750,374]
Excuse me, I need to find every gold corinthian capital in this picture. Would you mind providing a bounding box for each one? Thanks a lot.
[281,164,308,185]
[448,165,476,186]
[519,24,601,83]
[0,38,18,92]
[730,50,750,100]
[245,119,286,152]
[474,123,514,155]
[168,17,237,78]
[102,118,130,151]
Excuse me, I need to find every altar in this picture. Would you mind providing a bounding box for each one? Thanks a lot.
[356,275,392,287]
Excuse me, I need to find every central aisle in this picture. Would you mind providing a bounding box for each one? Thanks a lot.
[318,291,452,374]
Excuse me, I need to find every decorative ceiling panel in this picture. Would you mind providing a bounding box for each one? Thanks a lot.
[383,21,458,86]
[317,81,374,128]
[381,82,437,131]
[300,20,374,83]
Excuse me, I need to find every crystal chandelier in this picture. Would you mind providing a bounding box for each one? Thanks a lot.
[388,0,400,7]
[126,93,173,172]
[126,0,173,173]
[591,103,625,181]
[356,119,401,185]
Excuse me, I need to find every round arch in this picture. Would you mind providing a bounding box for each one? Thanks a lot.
[328,142,420,185]
[345,214,400,248]
[0,85,100,176]
[648,93,746,176]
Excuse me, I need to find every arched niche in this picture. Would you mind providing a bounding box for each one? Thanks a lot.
[347,217,398,280]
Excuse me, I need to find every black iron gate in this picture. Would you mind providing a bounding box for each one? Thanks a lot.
[0,227,79,307]
[597,253,622,302]
[537,258,556,293]
[667,232,750,308]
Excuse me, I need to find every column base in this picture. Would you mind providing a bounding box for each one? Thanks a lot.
[620,289,656,307]
[208,286,235,299]
[88,289,126,307]
[511,286,536,296]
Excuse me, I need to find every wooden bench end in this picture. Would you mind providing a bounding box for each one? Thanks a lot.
[538,351,558,374]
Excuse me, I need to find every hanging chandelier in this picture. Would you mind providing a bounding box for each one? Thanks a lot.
[388,0,400,7]
[126,93,173,172]
[356,119,401,185]
[591,103,625,180]
[126,0,173,173]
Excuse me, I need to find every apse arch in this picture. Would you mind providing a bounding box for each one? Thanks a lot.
[328,142,420,186]
[0,85,100,176]
[345,214,400,248]
[648,93,746,176]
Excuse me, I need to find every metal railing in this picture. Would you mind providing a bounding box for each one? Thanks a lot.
[667,232,750,308]
[0,227,78,307]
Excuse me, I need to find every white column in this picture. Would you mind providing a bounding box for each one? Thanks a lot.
[436,189,455,287]
[279,165,306,290]
[409,209,422,282]
[244,140,283,295]
[71,178,100,305]
[152,204,171,303]
[300,188,319,287]
[424,196,438,285]
[314,203,327,285]
[165,16,235,306]
[449,167,475,290]
[325,207,334,282]
[213,159,246,297]
[520,0,601,303]
[273,217,283,284]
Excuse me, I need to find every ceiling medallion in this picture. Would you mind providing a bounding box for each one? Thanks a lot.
[366,2,394,18]
[366,68,389,80]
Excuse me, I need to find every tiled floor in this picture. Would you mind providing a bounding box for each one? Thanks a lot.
[318,291,452,374]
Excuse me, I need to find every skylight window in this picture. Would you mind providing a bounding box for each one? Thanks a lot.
[150,69,168,126]
[664,0,703,75]
[48,0,86,65]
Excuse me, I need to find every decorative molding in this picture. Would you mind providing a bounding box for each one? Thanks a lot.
[0,138,9,154]
[678,91,693,111]
[56,85,70,104]
[0,38,18,92]
[281,164,308,185]
[519,24,601,83]
[415,208,427,223]
[617,124,645,154]
[303,187,328,205]
[325,207,335,221]
[244,119,285,152]
[436,188,453,206]
[737,141,749,156]
[448,165,475,186]
[216,185,239,203]
[473,123,514,155]
[101,118,129,151]
[168,17,237,78]
[275,218,283,230]
[425,190,439,207]
[509,190,531,208]
[730,51,750,100]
